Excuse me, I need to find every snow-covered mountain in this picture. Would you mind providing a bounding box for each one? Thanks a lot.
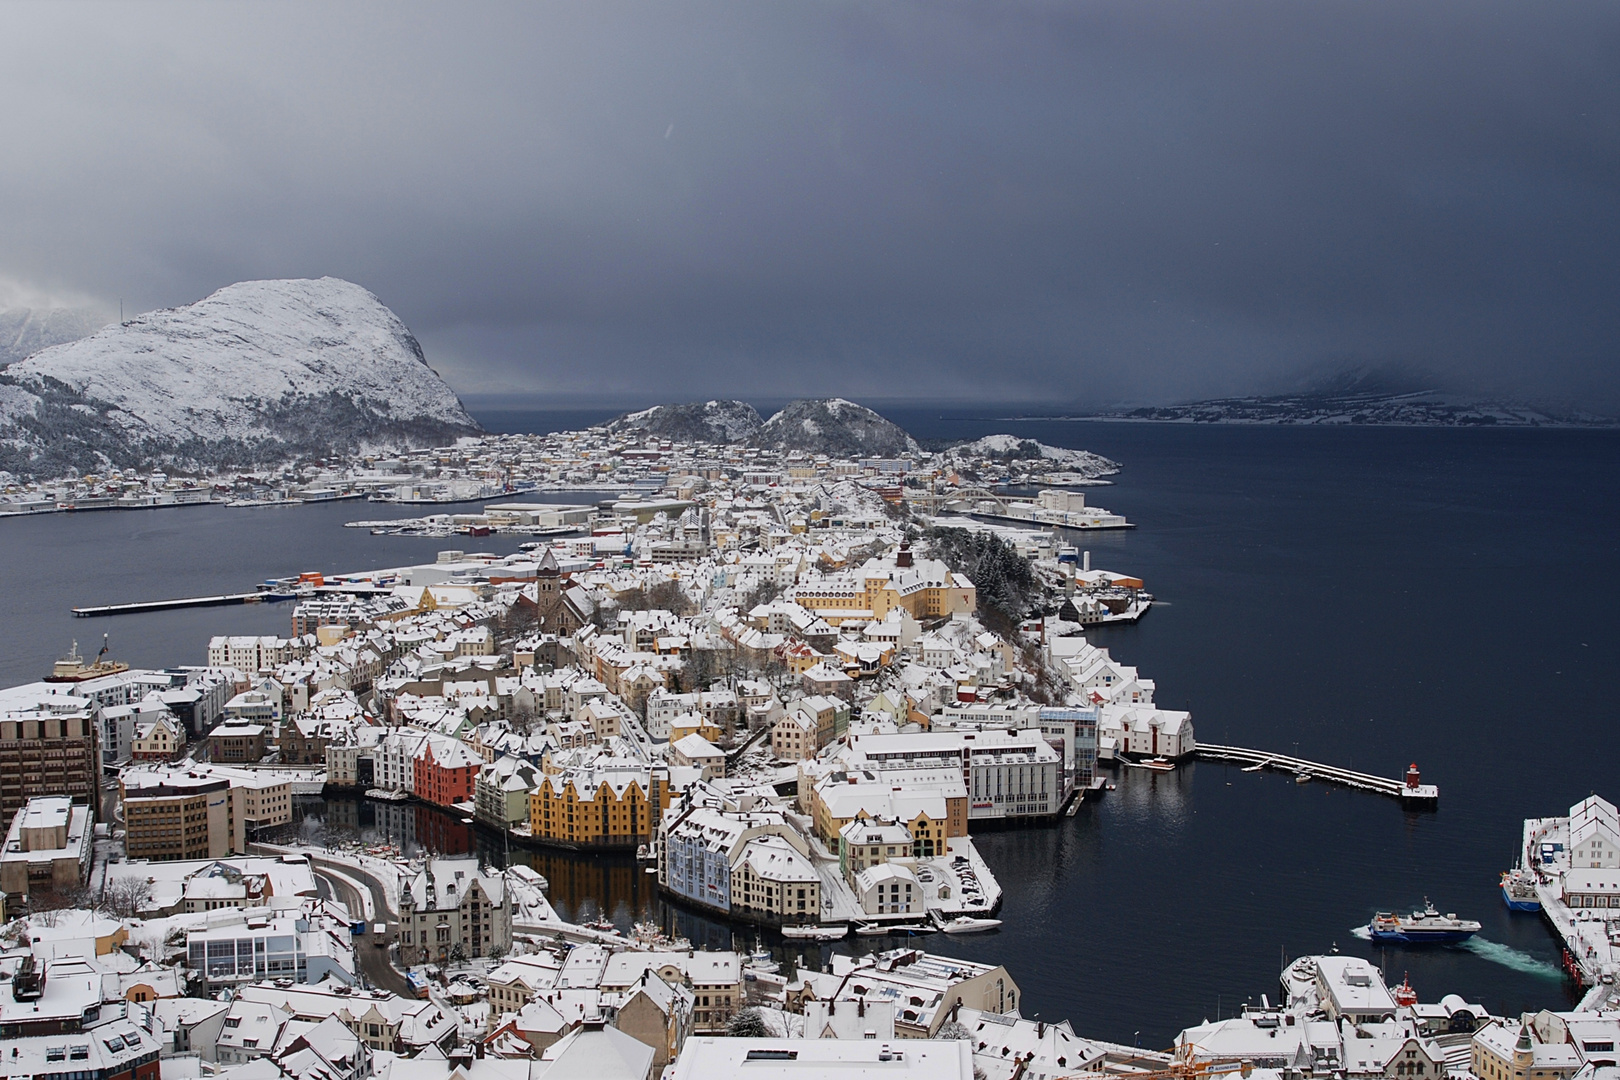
[0,278,479,478]
[605,400,763,443]
[754,398,920,457]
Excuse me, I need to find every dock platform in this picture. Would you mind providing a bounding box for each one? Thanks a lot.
[72,592,281,617]
[1192,743,1438,806]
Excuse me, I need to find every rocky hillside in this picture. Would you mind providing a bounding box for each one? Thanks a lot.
[0,278,479,479]
[942,434,1119,479]
[753,398,920,457]
[605,400,763,443]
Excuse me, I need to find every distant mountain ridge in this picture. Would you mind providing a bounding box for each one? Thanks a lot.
[0,277,480,479]
[0,306,108,368]
[1103,390,1618,427]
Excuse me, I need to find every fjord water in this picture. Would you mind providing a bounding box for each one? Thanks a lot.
[3,418,1616,1045]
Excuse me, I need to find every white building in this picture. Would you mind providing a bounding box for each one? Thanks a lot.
[854,862,923,916]
[1569,796,1620,869]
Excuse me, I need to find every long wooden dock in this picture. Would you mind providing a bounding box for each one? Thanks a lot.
[72,592,278,617]
[1192,743,1438,806]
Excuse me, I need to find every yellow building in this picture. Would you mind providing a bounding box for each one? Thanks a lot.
[669,716,722,745]
[793,543,975,627]
[527,766,681,850]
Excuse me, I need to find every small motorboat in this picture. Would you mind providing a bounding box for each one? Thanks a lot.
[937,915,1003,934]
[746,949,780,974]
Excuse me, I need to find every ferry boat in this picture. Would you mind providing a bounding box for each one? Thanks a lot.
[1502,868,1542,912]
[1367,900,1481,944]
[781,923,847,941]
[44,637,129,682]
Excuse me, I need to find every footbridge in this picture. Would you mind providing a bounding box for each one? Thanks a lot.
[1191,743,1438,806]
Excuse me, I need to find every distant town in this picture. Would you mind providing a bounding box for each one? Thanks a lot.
[0,417,1604,1080]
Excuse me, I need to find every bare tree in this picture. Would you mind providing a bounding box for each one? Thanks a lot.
[100,876,153,918]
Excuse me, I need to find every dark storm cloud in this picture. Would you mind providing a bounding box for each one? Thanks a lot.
[1,1,1616,407]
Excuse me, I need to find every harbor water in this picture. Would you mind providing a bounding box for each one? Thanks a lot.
[2,416,1617,1045]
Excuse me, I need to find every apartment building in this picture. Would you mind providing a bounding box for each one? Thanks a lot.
[397,858,510,963]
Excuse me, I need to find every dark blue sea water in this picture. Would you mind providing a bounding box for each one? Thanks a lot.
[2,412,1615,1045]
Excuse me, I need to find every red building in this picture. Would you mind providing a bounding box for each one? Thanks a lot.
[413,735,481,808]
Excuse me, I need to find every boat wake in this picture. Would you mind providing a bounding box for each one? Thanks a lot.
[1463,938,1563,980]
[1350,926,1373,941]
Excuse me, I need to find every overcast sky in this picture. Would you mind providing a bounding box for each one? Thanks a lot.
[2,2,1616,409]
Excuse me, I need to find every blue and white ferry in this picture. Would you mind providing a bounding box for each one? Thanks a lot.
[1368,900,1481,944]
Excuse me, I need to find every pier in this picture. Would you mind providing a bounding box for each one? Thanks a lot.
[1191,743,1439,806]
[71,592,280,617]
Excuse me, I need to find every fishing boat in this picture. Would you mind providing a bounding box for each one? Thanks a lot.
[937,915,1003,934]
[1367,900,1481,944]
[1501,868,1542,912]
[1392,973,1418,1007]
[781,924,848,941]
[746,949,780,975]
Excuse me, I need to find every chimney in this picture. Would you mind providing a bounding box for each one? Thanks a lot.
[858,998,865,1018]
[1082,550,1090,572]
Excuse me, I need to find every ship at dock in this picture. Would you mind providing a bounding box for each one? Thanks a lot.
[1367,900,1481,944]
[1501,868,1542,912]
[43,637,128,682]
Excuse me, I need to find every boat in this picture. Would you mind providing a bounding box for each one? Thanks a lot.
[635,844,654,863]
[582,917,616,933]
[1502,868,1542,912]
[1367,900,1481,944]
[1139,758,1176,773]
[364,788,410,802]
[1295,773,1312,784]
[937,915,1003,934]
[1393,973,1418,1007]
[746,949,780,974]
[44,637,129,682]
[856,922,932,936]
[781,924,847,941]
